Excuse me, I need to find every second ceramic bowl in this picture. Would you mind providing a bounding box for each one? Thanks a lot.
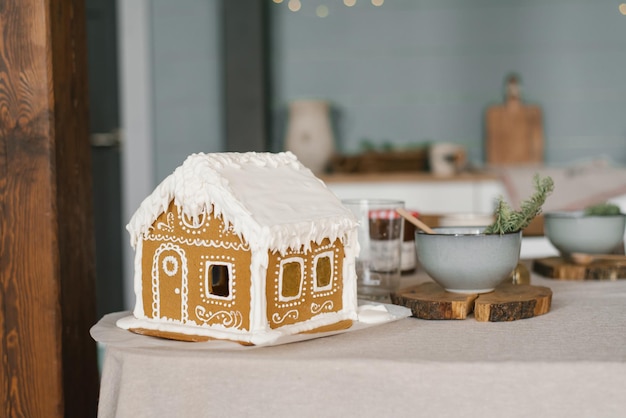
[544,211,626,257]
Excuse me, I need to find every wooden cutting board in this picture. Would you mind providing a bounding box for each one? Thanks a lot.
[391,282,552,322]
[533,257,626,280]
[485,75,544,165]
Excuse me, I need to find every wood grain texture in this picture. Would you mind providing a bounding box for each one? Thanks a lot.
[392,282,552,322]
[486,76,544,165]
[50,1,100,416]
[0,1,99,417]
[486,104,543,165]
[533,257,626,280]
[391,283,478,320]
[473,283,552,322]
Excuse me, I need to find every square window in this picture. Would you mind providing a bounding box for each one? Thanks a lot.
[205,263,231,298]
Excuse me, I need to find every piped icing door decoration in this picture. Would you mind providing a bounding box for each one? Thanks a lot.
[152,243,188,322]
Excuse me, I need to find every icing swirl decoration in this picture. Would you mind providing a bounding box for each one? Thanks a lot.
[156,212,175,232]
[311,300,334,314]
[195,305,243,328]
[272,310,299,324]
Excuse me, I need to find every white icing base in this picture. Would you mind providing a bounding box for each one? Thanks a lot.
[356,304,398,324]
[96,304,411,350]
[114,304,407,346]
[117,310,358,346]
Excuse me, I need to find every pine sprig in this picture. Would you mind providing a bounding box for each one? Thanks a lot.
[484,174,554,234]
[584,202,622,216]
[485,197,515,235]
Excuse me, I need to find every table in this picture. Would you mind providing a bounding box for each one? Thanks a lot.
[93,273,626,418]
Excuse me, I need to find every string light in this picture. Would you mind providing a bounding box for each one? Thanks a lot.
[288,0,301,12]
[273,0,384,13]
[619,3,626,15]
[316,5,330,17]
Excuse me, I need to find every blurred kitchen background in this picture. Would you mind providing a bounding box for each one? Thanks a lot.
[87,0,626,316]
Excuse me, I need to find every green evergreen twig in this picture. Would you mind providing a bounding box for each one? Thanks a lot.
[484,174,554,234]
[583,202,622,216]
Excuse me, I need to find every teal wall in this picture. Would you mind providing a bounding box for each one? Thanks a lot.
[269,0,626,166]
[151,0,223,181]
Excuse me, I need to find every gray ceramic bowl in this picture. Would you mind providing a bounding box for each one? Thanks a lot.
[415,227,522,294]
[544,211,626,257]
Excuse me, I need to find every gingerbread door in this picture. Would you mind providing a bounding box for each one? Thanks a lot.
[152,243,189,322]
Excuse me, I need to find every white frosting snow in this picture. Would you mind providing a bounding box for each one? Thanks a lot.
[126,152,357,255]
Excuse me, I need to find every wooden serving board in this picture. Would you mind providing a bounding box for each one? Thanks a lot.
[391,282,552,322]
[533,257,626,280]
[485,76,544,165]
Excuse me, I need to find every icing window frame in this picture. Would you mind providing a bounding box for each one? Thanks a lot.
[204,261,233,300]
[278,258,304,302]
[313,251,334,291]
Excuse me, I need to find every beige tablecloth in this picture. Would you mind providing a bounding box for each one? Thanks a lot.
[93,273,626,418]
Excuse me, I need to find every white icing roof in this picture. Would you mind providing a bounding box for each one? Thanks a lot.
[126,152,357,254]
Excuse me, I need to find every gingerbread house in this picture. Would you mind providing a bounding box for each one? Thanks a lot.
[117,152,359,345]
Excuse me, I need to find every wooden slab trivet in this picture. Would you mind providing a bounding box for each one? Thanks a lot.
[391,282,552,322]
[533,257,626,280]
[391,282,478,320]
[473,283,552,322]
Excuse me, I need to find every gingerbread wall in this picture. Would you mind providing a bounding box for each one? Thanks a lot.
[266,238,345,329]
[140,201,252,330]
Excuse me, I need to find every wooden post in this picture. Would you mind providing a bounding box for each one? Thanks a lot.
[0,0,100,417]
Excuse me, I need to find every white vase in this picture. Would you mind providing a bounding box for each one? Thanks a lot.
[284,99,335,175]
